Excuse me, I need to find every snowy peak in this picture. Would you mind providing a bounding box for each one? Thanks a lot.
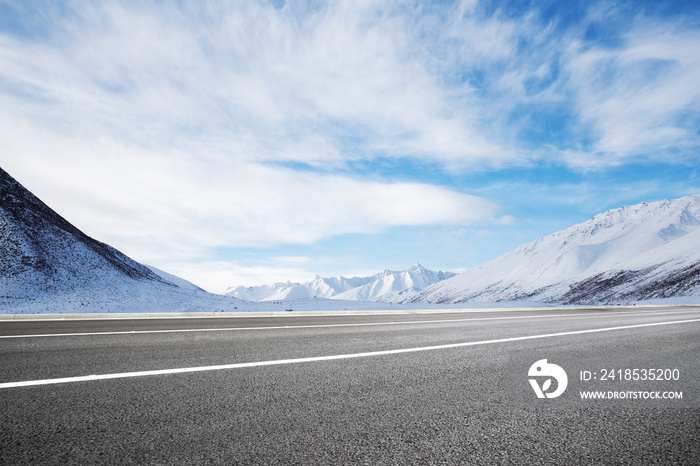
[408,262,428,273]
[224,265,457,302]
[413,195,700,305]
[578,196,700,240]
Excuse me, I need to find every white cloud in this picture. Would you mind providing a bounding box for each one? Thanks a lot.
[0,0,511,270]
[2,1,698,176]
[2,126,502,262]
[563,19,700,166]
[0,1,523,170]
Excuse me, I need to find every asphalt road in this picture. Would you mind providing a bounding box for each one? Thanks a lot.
[1,306,699,465]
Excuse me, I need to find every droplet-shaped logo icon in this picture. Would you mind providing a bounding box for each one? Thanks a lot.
[528,359,568,399]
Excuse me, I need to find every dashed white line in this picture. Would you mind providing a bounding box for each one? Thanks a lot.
[2,317,699,389]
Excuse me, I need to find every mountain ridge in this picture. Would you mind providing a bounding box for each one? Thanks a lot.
[224,263,457,302]
[409,195,700,305]
[0,167,172,296]
[0,167,247,314]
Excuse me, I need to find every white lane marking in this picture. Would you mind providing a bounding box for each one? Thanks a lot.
[2,317,699,389]
[1,309,693,339]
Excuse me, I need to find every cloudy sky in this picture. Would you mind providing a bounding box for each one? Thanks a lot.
[2,0,699,293]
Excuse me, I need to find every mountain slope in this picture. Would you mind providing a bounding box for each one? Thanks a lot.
[0,167,175,295]
[0,167,243,314]
[411,195,700,305]
[145,265,205,292]
[225,263,456,302]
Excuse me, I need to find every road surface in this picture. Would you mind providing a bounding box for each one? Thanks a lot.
[1,306,699,464]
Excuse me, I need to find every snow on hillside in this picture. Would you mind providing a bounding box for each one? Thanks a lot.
[145,265,205,292]
[225,263,456,302]
[0,168,170,297]
[0,167,245,314]
[5,162,698,313]
[411,195,700,305]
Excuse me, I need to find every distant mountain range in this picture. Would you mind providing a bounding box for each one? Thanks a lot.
[409,195,700,305]
[224,263,456,302]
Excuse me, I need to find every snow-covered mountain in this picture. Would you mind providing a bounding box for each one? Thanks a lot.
[410,195,700,305]
[6,162,697,311]
[225,263,456,302]
[0,167,169,292]
[0,167,242,314]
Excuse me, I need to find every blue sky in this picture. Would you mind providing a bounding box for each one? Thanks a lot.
[2,0,699,293]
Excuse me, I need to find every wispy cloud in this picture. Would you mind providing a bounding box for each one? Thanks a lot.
[3,1,698,169]
[1,1,508,253]
[564,21,700,166]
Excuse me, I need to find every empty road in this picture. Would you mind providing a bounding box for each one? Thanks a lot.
[1,306,699,464]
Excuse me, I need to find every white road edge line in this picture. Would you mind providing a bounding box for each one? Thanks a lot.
[1,309,693,339]
[2,317,699,389]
